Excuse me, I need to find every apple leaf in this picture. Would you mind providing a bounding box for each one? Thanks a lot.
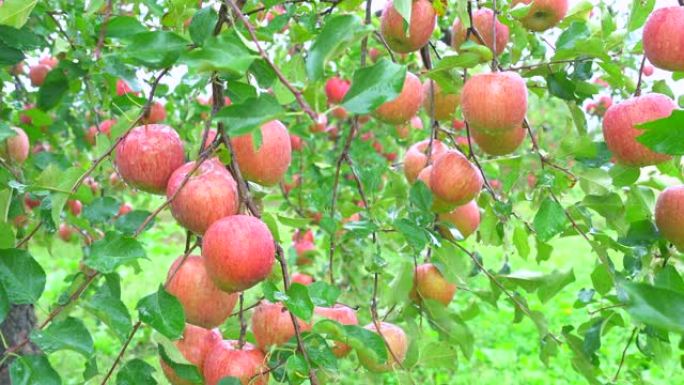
[182,31,257,75]
[104,16,147,40]
[341,59,406,114]
[313,320,388,364]
[9,355,61,385]
[37,68,69,110]
[115,359,156,385]
[136,285,185,340]
[618,279,684,333]
[0,248,45,305]
[627,0,655,32]
[125,31,188,69]
[305,14,368,81]
[215,94,285,137]
[636,110,684,155]
[85,231,147,274]
[189,7,218,46]
[0,0,38,29]
[84,281,132,342]
[158,344,203,385]
[30,317,94,358]
[533,197,568,242]
[285,283,314,321]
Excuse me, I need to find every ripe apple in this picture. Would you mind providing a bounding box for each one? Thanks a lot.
[471,125,526,155]
[161,324,222,385]
[142,101,166,124]
[380,0,436,53]
[643,7,684,72]
[291,273,314,285]
[290,134,304,151]
[374,72,423,124]
[29,64,50,87]
[202,215,275,292]
[512,0,568,31]
[115,124,186,194]
[85,119,116,146]
[251,301,311,350]
[203,340,268,385]
[39,56,58,69]
[358,322,408,372]
[430,150,483,206]
[452,119,465,131]
[116,79,138,96]
[310,113,328,133]
[167,158,239,235]
[452,8,509,56]
[1,127,29,164]
[166,255,238,328]
[642,64,654,77]
[403,139,447,183]
[231,120,291,186]
[410,263,456,306]
[67,200,82,216]
[461,71,527,133]
[438,200,481,240]
[416,166,457,213]
[293,229,316,265]
[58,223,73,242]
[314,305,358,357]
[602,93,674,167]
[422,80,460,121]
[325,77,350,104]
[655,186,684,251]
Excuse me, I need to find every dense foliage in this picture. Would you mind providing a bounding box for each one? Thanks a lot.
[1,0,684,384]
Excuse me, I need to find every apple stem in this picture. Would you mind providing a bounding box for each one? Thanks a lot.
[238,293,247,348]
[491,0,498,71]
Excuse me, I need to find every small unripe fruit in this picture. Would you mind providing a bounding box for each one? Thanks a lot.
[380,0,436,53]
[325,77,350,104]
[655,186,684,252]
[231,120,291,186]
[166,255,238,328]
[115,124,186,194]
[602,94,674,167]
[358,322,408,372]
[452,8,509,55]
[117,203,132,217]
[167,158,239,235]
[58,223,73,242]
[374,72,423,124]
[291,273,314,285]
[202,215,275,292]
[67,200,82,216]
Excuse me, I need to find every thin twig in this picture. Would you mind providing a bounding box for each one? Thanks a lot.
[634,55,647,97]
[613,328,638,382]
[14,221,43,248]
[99,321,142,385]
[94,0,114,59]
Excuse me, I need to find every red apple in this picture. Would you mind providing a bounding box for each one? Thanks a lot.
[655,186,684,251]
[251,301,311,350]
[231,120,291,186]
[512,0,568,31]
[115,124,186,194]
[314,305,358,357]
[142,101,166,124]
[1,127,29,164]
[331,106,348,120]
[358,322,408,372]
[403,139,447,183]
[166,255,238,328]
[24,194,41,210]
[471,125,526,155]
[29,64,50,87]
[438,200,481,240]
[416,166,457,213]
[161,324,222,385]
[167,158,239,235]
[202,215,275,292]
[291,273,314,286]
[374,72,423,124]
[422,80,460,121]
[602,93,674,167]
[67,200,82,216]
[58,223,73,242]
[85,119,116,146]
[430,150,483,206]
[410,263,456,306]
[289,134,304,151]
[369,47,382,63]
[452,119,465,131]
[325,77,350,104]
[452,8,509,56]
[643,7,684,72]
[39,56,58,69]
[380,0,436,53]
[116,79,138,96]
[202,340,268,385]
[642,64,654,77]
[117,203,132,216]
[462,71,527,133]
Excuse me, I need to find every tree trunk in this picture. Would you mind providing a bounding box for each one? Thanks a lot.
[0,305,39,383]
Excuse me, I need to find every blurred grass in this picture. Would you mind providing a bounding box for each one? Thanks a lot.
[28,194,684,385]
